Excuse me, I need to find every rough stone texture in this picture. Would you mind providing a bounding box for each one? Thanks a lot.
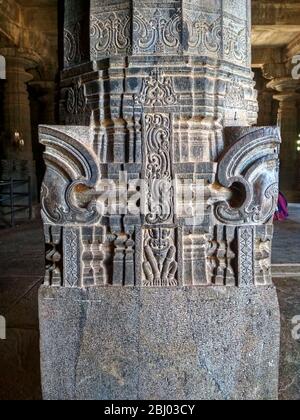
[275,278,300,400]
[38,0,282,400]
[39,285,280,401]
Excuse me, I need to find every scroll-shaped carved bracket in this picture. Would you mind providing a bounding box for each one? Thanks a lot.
[39,126,101,225]
[214,126,281,225]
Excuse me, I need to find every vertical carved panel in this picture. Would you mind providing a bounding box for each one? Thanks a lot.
[45,225,63,287]
[143,228,178,287]
[63,227,81,287]
[125,227,135,286]
[238,226,254,287]
[205,226,237,286]
[183,230,210,286]
[144,113,173,225]
[112,232,128,286]
[81,226,107,287]
[255,226,273,286]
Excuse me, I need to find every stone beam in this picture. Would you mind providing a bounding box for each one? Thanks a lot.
[252,1,300,26]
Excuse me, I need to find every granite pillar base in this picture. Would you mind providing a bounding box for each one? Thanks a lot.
[39,285,280,401]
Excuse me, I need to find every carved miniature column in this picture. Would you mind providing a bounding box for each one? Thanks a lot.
[39,0,281,400]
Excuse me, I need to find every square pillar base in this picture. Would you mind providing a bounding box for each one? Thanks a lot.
[39,285,280,400]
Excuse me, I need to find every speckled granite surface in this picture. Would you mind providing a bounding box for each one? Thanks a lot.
[275,278,300,400]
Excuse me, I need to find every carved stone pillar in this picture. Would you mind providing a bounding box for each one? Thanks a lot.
[39,0,281,400]
[269,78,300,201]
[0,49,37,205]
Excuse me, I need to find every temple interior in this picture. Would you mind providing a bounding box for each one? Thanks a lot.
[0,0,299,400]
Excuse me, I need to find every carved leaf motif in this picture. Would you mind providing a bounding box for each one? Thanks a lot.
[136,69,178,107]
[90,13,131,56]
[66,82,86,115]
[133,9,181,54]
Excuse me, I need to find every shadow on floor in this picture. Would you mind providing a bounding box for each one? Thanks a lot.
[0,220,299,400]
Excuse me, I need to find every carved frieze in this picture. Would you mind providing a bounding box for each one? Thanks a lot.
[133,9,182,55]
[90,12,131,58]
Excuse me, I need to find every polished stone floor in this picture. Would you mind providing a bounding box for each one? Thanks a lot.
[0,214,299,400]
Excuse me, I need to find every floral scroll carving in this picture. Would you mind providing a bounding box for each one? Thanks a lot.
[144,113,173,225]
[90,13,131,57]
[133,9,182,54]
[136,69,178,107]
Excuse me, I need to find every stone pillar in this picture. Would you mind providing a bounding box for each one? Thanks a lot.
[254,69,278,127]
[269,78,300,201]
[39,0,281,400]
[0,50,37,202]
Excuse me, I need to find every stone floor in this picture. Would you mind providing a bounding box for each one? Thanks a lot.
[273,204,300,265]
[0,214,299,400]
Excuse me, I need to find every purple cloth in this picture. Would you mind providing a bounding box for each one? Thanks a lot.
[274,192,289,221]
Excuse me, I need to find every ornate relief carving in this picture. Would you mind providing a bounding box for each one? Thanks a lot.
[66,81,86,115]
[214,127,281,225]
[133,9,181,54]
[90,13,131,57]
[144,113,173,225]
[238,226,254,286]
[223,23,247,64]
[224,77,245,109]
[50,2,275,292]
[81,226,107,287]
[44,225,63,287]
[64,23,81,65]
[254,226,273,286]
[185,15,222,54]
[143,228,178,287]
[63,227,80,287]
[184,13,247,64]
[183,230,211,286]
[40,126,100,225]
[136,69,178,107]
[205,226,236,286]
